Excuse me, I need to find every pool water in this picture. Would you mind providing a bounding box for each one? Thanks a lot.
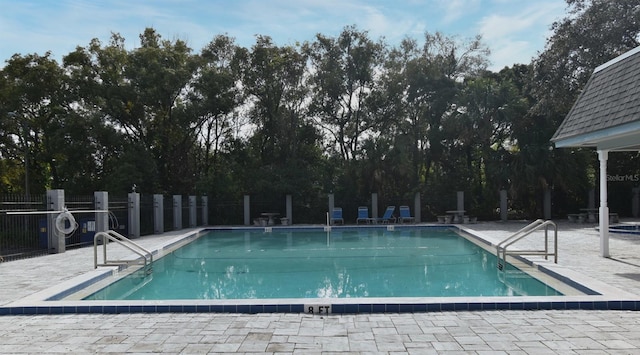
[85,228,562,300]
[610,224,640,235]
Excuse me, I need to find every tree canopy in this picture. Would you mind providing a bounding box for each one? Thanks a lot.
[1,0,639,223]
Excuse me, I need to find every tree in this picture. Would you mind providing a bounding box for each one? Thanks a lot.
[369,32,489,213]
[453,72,522,214]
[306,26,384,162]
[0,52,67,194]
[236,35,326,218]
[64,28,201,194]
[190,35,243,193]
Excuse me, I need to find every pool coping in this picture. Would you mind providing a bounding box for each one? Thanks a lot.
[2,224,639,315]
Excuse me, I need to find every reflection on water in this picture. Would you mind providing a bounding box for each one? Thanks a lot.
[85,229,563,300]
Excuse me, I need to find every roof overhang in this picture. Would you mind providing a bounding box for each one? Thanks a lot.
[552,120,640,151]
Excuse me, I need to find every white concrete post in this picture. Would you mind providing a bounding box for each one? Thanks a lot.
[173,195,182,230]
[500,190,508,221]
[544,188,551,220]
[244,195,250,226]
[457,191,464,211]
[47,189,66,253]
[414,192,421,223]
[372,193,378,219]
[153,194,164,234]
[286,194,292,224]
[328,193,335,217]
[94,191,109,233]
[202,196,208,225]
[598,150,610,257]
[189,195,197,227]
[128,192,140,238]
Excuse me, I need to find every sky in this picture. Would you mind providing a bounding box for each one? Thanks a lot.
[0,0,568,71]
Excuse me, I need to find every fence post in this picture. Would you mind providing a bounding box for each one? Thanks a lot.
[244,195,250,226]
[153,194,164,234]
[173,195,182,230]
[202,195,209,225]
[286,194,292,225]
[128,192,140,238]
[94,191,109,233]
[371,193,378,220]
[328,193,335,220]
[414,192,421,223]
[189,195,196,227]
[47,189,66,253]
[500,190,508,221]
[544,188,551,220]
[457,191,464,212]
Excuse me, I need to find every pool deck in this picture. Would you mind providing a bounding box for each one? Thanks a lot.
[1,220,640,353]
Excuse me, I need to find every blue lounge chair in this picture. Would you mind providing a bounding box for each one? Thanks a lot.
[398,205,415,223]
[330,207,344,225]
[356,206,373,224]
[377,206,396,224]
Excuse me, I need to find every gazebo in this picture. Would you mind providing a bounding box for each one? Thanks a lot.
[551,46,640,257]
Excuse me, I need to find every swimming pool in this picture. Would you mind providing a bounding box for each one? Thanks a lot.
[7,224,633,316]
[84,227,562,300]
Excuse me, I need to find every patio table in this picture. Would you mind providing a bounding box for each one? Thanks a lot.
[261,212,280,225]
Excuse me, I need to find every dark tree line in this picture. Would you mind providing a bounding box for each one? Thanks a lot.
[1,0,639,223]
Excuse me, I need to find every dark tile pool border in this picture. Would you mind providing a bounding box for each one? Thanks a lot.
[2,300,639,315]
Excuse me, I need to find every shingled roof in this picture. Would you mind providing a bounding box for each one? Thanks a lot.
[551,46,640,151]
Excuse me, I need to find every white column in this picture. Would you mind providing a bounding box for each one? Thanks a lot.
[543,187,551,220]
[598,150,610,257]
[201,196,208,225]
[286,194,292,224]
[153,194,164,234]
[500,190,508,221]
[94,191,109,233]
[371,193,378,219]
[243,195,250,226]
[328,193,334,216]
[173,195,182,230]
[47,189,66,253]
[128,192,140,238]
[189,195,197,227]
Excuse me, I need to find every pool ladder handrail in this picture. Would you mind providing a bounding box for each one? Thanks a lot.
[496,219,558,270]
[94,230,153,269]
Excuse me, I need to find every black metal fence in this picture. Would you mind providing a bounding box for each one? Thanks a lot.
[2,191,421,263]
[1,192,217,262]
[209,198,244,225]
[109,195,129,236]
[140,194,154,236]
[163,195,174,232]
[64,194,95,249]
[0,194,49,261]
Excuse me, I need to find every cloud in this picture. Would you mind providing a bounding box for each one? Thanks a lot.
[476,1,566,70]
[436,0,481,24]
[0,0,568,71]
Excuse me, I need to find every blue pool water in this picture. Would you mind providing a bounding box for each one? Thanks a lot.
[85,228,562,300]
[610,224,640,235]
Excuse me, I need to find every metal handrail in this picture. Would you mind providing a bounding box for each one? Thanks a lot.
[94,230,153,269]
[496,219,558,270]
